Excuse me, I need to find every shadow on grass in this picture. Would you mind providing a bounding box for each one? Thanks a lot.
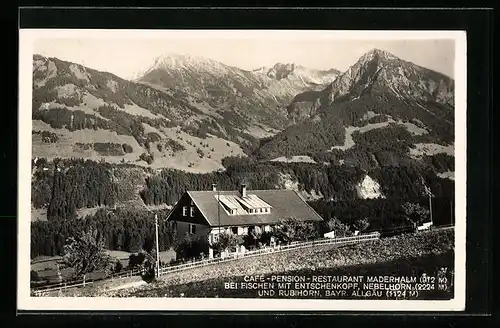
[130,251,455,300]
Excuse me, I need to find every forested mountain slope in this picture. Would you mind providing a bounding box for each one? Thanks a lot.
[30,49,456,258]
[258,49,455,171]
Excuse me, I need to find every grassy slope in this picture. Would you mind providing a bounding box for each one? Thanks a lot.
[100,229,454,298]
[31,249,176,283]
[32,121,246,173]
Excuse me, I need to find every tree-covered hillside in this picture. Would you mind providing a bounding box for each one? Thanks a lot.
[256,93,454,163]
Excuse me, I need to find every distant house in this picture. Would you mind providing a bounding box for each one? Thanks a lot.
[166,184,324,245]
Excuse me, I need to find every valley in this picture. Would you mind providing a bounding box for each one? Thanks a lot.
[29,48,456,265]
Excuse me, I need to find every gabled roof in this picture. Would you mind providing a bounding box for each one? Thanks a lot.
[185,189,323,227]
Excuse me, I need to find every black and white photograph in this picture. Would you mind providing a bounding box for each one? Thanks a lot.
[18,29,466,311]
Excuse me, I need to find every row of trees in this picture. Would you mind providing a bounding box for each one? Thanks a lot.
[32,157,453,221]
[31,207,174,257]
[32,130,59,143]
[41,216,366,283]
[47,159,118,220]
[31,195,452,260]
[309,196,454,232]
[31,227,160,284]
[172,218,323,262]
[140,159,453,206]
[31,197,443,282]
[32,106,109,131]
[171,210,414,264]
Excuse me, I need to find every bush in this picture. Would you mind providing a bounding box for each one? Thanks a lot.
[147,132,162,142]
[93,143,125,156]
[122,143,133,153]
[196,125,209,139]
[128,252,146,269]
[259,231,275,246]
[274,218,320,244]
[211,233,243,255]
[30,270,41,281]
[221,155,254,169]
[33,130,59,143]
[165,139,186,153]
[353,218,370,233]
[174,234,210,261]
[323,217,353,237]
[139,152,154,165]
[114,260,123,273]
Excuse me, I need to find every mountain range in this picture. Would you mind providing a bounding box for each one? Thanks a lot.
[29,47,457,258]
[31,48,454,176]
[259,49,455,162]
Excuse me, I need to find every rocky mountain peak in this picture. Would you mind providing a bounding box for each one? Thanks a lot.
[267,62,296,80]
[324,48,453,105]
[360,48,399,62]
[142,53,229,76]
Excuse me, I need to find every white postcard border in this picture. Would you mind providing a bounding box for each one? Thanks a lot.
[18,29,467,312]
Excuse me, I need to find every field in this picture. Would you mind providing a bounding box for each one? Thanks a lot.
[32,119,247,173]
[31,249,176,284]
[100,229,454,298]
[332,119,430,152]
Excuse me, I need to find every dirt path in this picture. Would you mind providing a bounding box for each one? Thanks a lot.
[108,280,147,291]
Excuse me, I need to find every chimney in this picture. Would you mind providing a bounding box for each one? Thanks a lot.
[212,184,217,192]
[240,184,247,198]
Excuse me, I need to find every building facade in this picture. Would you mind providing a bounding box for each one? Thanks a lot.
[166,184,324,246]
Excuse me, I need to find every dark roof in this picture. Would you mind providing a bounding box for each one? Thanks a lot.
[186,189,323,227]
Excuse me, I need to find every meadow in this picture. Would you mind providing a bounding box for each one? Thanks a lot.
[100,229,454,298]
[31,249,176,285]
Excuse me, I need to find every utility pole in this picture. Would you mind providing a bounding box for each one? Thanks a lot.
[422,177,433,227]
[429,192,433,226]
[218,188,221,235]
[155,213,160,278]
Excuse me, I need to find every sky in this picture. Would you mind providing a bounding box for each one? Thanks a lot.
[33,31,456,80]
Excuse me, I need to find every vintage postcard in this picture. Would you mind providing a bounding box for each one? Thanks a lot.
[18,29,466,312]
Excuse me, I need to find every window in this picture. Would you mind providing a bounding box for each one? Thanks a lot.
[182,206,188,216]
[249,209,254,214]
[190,206,195,217]
[189,224,196,234]
[231,227,238,234]
[259,208,262,213]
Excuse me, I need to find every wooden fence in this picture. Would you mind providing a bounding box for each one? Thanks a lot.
[31,268,143,296]
[157,232,381,276]
[31,226,454,295]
